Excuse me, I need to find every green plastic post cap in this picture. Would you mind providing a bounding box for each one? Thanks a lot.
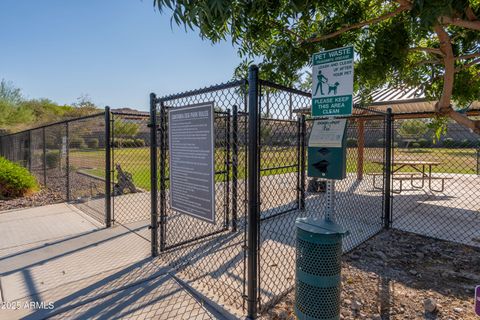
[295,217,348,236]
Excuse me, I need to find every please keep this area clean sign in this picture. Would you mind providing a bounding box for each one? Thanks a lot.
[168,102,216,224]
[312,45,354,117]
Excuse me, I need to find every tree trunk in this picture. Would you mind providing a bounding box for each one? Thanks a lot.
[434,24,480,134]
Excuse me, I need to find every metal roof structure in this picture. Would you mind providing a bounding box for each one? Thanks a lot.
[294,86,480,116]
[354,87,480,115]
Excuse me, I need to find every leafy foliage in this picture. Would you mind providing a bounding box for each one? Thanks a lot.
[0,156,39,199]
[0,80,101,133]
[113,121,140,137]
[46,151,60,169]
[427,115,449,143]
[153,0,480,107]
[397,119,429,139]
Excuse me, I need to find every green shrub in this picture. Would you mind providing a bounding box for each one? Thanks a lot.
[346,138,357,147]
[417,138,429,147]
[442,138,455,147]
[87,138,99,148]
[69,137,86,149]
[46,151,60,168]
[410,142,420,148]
[113,138,132,148]
[460,139,470,148]
[0,156,39,199]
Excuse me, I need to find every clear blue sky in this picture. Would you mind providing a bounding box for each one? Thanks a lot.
[0,0,241,111]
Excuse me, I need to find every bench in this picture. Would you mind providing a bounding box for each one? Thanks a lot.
[392,175,452,193]
[367,173,422,191]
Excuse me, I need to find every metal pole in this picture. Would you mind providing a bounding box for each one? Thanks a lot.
[28,130,32,172]
[357,119,365,180]
[300,115,306,210]
[325,180,335,221]
[232,104,239,232]
[384,108,393,229]
[247,65,259,319]
[150,93,159,257]
[105,107,112,228]
[66,122,70,202]
[43,128,47,186]
[289,93,293,120]
[296,117,301,209]
[476,148,479,175]
[225,109,231,229]
[159,101,167,252]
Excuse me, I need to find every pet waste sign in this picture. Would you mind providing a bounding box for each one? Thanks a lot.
[312,45,354,117]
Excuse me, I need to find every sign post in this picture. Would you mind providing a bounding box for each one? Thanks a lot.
[168,102,216,224]
[310,45,354,222]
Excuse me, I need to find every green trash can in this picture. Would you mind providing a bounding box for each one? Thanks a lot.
[295,217,348,320]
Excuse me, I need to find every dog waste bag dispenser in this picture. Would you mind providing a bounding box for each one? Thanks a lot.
[307,119,347,180]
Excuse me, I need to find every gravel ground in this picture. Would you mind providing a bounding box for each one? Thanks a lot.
[0,169,104,212]
[0,188,64,212]
[263,229,480,320]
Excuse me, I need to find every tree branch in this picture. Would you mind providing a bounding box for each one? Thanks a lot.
[455,57,480,72]
[434,24,455,113]
[409,47,444,56]
[440,16,480,31]
[434,24,480,134]
[268,19,306,43]
[303,3,410,44]
[465,6,477,21]
[456,52,480,60]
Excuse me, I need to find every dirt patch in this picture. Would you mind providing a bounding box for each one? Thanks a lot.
[263,229,480,319]
[0,188,64,212]
[0,169,105,212]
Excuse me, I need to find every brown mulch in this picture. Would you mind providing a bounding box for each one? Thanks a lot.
[0,188,64,212]
[263,229,480,320]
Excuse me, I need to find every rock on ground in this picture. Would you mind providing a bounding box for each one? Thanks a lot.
[261,229,480,320]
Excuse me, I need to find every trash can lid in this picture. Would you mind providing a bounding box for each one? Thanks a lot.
[295,217,348,235]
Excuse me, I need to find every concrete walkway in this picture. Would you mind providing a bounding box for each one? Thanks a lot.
[0,204,223,320]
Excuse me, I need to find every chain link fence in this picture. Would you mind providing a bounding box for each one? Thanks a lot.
[255,81,387,311]
[0,114,107,223]
[391,116,480,246]
[1,76,479,319]
[110,112,151,232]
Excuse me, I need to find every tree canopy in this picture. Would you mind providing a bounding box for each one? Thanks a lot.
[153,0,480,133]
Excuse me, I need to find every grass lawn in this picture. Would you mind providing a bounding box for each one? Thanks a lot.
[69,146,478,191]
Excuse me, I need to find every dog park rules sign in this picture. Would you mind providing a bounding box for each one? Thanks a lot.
[312,46,354,117]
[168,102,216,224]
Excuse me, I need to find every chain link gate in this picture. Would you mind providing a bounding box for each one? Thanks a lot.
[150,81,250,313]
[157,106,232,250]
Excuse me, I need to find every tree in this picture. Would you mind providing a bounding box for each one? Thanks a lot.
[70,94,100,117]
[113,120,140,137]
[397,119,429,139]
[153,0,480,133]
[0,80,34,129]
[0,79,23,104]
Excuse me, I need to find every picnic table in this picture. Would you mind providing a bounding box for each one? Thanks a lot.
[370,160,450,193]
